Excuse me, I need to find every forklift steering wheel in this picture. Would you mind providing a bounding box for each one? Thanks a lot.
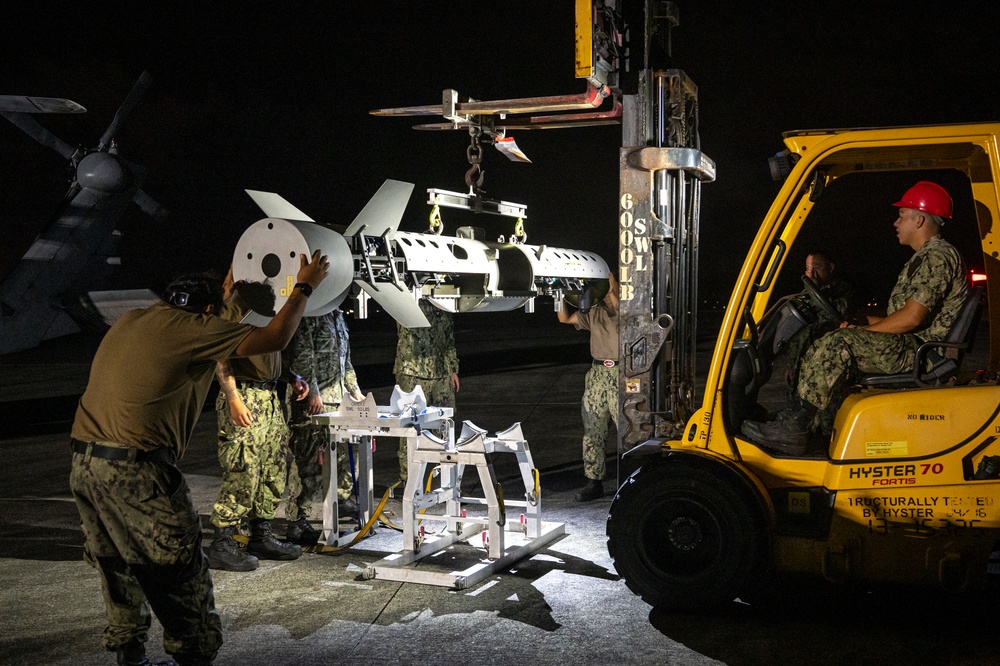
[801,275,842,322]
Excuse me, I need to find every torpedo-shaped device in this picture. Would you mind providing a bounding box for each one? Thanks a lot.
[232,179,609,326]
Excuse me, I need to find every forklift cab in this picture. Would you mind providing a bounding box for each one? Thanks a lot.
[726,267,836,430]
[722,126,999,453]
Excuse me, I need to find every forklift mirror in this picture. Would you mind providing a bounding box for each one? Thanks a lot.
[768,150,799,181]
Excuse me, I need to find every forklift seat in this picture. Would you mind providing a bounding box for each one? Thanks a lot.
[858,286,983,389]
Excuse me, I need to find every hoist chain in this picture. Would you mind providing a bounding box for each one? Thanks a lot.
[465,126,486,191]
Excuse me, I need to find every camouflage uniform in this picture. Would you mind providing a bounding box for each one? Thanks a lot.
[575,302,619,481]
[211,385,288,527]
[783,278,855,385]
[581,363,618,480]
[211,293,289,529]
[70,300,254,660]
[798,235,969,412]
[71,452,221,658]
[284,310,361,520]
[394,299,458,480]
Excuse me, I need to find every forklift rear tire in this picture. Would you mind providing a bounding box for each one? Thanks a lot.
[607,462,766,610]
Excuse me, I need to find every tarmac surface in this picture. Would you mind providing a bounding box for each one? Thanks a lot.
[2,311,999,665]
[0,311,710,666]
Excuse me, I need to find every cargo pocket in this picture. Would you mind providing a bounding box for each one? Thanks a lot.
[144,462,201,566]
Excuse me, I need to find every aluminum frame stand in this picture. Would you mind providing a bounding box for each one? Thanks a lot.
[365,421,565,589]
[310,392,453,548]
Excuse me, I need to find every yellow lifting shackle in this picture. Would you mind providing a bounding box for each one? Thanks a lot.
[428,203,444,235]
[513,216,527,243]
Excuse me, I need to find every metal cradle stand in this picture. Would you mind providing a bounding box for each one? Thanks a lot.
[312,386,564,588]
[310,392,452,548]
[365,420,565,590]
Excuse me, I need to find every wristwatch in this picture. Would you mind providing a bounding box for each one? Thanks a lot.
[294,282,313,297]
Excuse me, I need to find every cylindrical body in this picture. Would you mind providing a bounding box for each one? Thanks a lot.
[233,218,353,324]
[395,230,608,312]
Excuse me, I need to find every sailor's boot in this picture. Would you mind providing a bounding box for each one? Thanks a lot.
[247,519,302,560]
[115,639,176,666]
[741,399,818,456]
[285,518,321,546]
[205,525,259,571]
[574,478,604,502]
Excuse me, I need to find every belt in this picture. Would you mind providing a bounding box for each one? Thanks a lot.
[593,359,618,367]
[70,439,176,464]
[239,380,277,391]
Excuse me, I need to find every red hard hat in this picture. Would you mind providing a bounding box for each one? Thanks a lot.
[892,181,953,219]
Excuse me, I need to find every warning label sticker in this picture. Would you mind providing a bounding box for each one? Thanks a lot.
[865,440,908,457]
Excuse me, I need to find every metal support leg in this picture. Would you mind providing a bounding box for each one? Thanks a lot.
[320,434,376,547]
[368,421,565,588]
[321,438,339,543]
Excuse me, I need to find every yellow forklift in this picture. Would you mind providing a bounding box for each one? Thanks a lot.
[608,118,1000,609]
[604,3,1000,609]
[373,1,1000,609]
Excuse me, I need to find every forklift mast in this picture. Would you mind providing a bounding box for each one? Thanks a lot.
[610,1,716,451]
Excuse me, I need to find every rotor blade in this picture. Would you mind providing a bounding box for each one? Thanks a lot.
[0,96,86,114]
[98,71,152,150]
[132,188,169,221]
[0,110,77,160]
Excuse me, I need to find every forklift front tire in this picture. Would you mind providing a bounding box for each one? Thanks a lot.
[607,462,767,610]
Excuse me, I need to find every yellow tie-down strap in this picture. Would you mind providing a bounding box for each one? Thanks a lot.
[305,481,402,554]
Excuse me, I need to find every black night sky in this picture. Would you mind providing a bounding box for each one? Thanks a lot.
[3,1,1000,307]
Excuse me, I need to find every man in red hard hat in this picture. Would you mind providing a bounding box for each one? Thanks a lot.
[742,181,970,455]
[892,180,955,218]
